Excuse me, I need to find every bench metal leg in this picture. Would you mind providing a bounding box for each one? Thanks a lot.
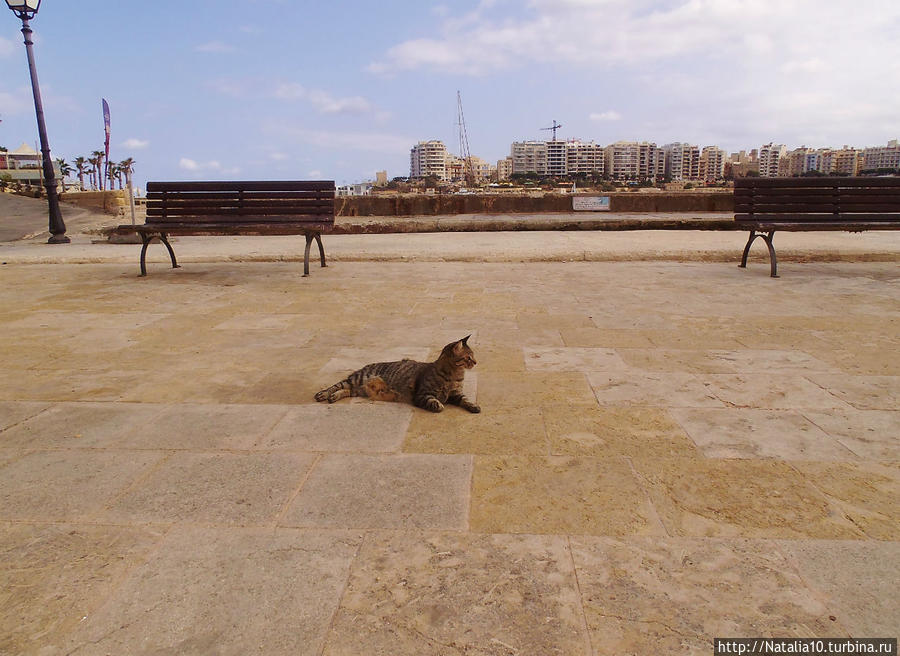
[739,230,779,278]
[139,232,180,277]
[302,231,326,277]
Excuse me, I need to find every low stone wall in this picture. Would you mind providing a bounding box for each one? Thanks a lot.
[59,190,126,216]
[336,192,733,216]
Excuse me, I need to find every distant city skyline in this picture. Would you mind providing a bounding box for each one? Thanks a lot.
[2,1,898,189]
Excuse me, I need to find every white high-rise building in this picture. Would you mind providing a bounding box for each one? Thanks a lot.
[410,140,449,181]
[565,140,605,177]
[758,143,788,177]
[510,141,548,176]
[662,143,700,181]
[605,141,664,181]
[700,146,727,182]
[862,139,900,171]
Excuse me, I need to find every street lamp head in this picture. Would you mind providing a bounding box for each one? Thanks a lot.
[5,0,41,19]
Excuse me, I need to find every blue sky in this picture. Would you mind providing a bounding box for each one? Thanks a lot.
[2,0,899,190]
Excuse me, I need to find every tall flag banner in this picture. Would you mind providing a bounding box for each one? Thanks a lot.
[102,98,111,161]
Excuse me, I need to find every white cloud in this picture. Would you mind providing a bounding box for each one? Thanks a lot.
[590,111,621,122]
[194,41,235,53]
[0,88,29,115]
[274,83,373,115]
[369,0,900,77]
[275,82,305,99]
[179,157,239,174]
[268,123,413,153]
[269,152,288,161]
[308,170,322,178]
[122,138,149,149]
[0,36,14,58]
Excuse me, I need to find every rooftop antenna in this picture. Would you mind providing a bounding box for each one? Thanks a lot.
[456,90,475,187]
[541,119,563,141]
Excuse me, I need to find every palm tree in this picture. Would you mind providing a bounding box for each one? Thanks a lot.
[90,150,106,191]
[108,162,122,190]
[119,157,135,190]
[74,156,90,190]
[55,158,73,180]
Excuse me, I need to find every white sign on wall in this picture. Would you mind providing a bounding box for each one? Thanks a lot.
[573,196,611,211]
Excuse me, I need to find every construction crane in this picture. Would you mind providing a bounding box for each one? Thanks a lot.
[456,91,475,188]
[541,120,563,141]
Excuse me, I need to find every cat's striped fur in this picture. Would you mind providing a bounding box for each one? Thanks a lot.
[315,336,480,413]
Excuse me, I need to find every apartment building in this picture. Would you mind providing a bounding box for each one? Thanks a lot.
[700,146,726,182]
[410,140,449,181]
[546,141,567,176]
[565,140,605,177]
[511,141,548,176]
[862,139,900,171]
[496,156,513,181]
[758,143,788,177]
[605,141,664,181]
[662,143,700,181]
[820,147,859,175]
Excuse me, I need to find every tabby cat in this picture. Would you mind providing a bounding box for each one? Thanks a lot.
[315,336,480,413]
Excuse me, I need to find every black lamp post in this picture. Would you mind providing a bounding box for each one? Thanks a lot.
[6,0,68,243]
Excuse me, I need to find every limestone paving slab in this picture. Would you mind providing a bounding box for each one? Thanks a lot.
[792,462,900,541]
[670,407,857,461]
[560,326,656,348]
[779,540,900,638]
[0,449,165,522]
[100,451,317,526]
[802,409,900,460]
[280,454,471,530]
[404,405,548,455]
[806,374,900,410]
[260,402,413,452]
[58,526,363,656]
[588,371,725,407]
[523,346,629,372]
[0,522,167,655]
[470,455,664,536]
[699,374,855,410]
[633,458,865,539]
[476,371,597,408]
[118,402,289,450]
[0,401,50,431]
[322,531,589,656]
[543,403,699,458]
[570,536,846,655]
[0,402,165,449]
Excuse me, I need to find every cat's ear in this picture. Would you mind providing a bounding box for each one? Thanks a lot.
[461,334,471,347]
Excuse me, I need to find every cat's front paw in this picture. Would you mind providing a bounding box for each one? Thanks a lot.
[314,390,329,402]
[424,398,444,413]
[461,401,481,413]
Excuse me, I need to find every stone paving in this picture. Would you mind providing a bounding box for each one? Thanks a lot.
[0,256,898,655]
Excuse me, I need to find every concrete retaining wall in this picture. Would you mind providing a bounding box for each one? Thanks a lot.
[60,190,126,215]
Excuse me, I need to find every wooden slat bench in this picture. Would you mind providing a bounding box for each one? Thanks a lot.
[114,180,335,276]
[735,176,900,277]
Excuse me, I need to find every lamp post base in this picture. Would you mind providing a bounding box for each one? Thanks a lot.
[47,233,71,244]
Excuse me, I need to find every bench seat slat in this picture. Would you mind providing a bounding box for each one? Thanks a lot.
[147,204,334,215]
[736,212,900,222]
[146,180,334,193]
[131,222,334,235]
[146,213,332,224]
[146,191,334,201]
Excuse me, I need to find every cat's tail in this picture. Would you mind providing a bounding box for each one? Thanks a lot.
[315,379,352,403]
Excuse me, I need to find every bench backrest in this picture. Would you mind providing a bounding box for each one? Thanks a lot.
[146,180,335,229]
[735,177,900,224]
